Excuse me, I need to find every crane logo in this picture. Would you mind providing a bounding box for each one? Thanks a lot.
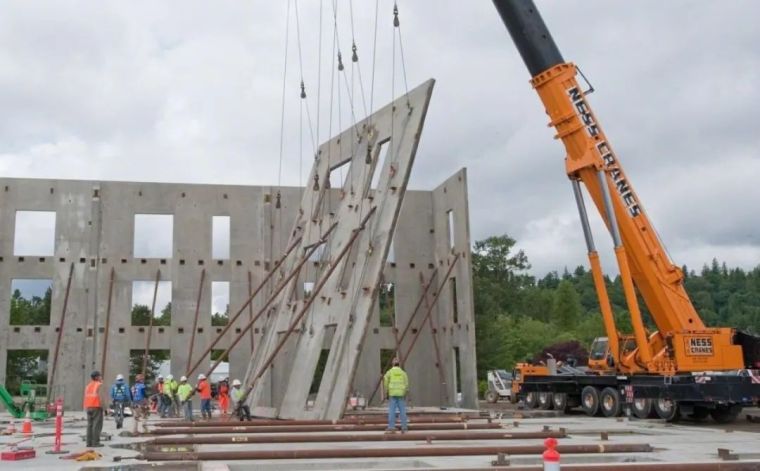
[686,337,714,356]
[567,86,642,218]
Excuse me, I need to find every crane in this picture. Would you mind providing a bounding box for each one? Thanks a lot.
[492,0,760,422]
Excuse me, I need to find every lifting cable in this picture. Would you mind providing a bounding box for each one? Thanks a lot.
[393,1,411,110]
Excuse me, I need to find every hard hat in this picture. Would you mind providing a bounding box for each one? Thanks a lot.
[91,370,101,379]
[180,376,187,382]
[232,379,241,386]
[157,375,164,380]
[116,374,124,381]
[166,374,174,380]
[198,374,206,380]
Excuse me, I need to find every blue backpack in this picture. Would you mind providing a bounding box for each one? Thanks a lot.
[113,383,128,401]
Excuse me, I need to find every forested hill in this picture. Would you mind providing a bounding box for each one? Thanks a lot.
[473,235,760,379]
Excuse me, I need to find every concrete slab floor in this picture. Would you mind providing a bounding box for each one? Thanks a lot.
[1,408,759,470]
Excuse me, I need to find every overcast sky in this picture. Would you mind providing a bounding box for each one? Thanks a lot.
[1,0,758,277]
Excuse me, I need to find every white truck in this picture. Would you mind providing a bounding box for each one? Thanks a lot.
[485,369,513,403]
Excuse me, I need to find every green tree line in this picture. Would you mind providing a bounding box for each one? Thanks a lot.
[473,234,760,379]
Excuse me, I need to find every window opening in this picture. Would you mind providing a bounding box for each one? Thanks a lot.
[212,216,231,259]
[14,211,56,256]
[131,281,172,326]
[211,281,230,326]
[134,214,173,258]
[10,279,52,325]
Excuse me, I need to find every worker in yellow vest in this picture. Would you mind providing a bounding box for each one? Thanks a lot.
[83,371,104,447]
[383,357,409,433]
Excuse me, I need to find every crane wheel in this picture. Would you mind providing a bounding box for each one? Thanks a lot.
[524,391,539,409]
[485,390,499,404]
[600,387,622,417]
[537,392,553,410]
[654,397,680,422]
[631,398,654,419]
[710,405,742,424]
[552,392,568,413]
[580,386,600,417]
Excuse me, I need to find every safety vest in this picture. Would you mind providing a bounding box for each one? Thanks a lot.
[197,380,211,399]
[177,383,193,402]
[83,380,102,408]
[384,366,409,397]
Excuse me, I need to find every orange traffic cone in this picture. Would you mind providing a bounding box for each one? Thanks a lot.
[21,410,33,435]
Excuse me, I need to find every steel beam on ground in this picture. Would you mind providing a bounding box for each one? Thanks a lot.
[152,415,467,427]
[144,430,565,446]
[137,443,653,461]
[143,422,502,435]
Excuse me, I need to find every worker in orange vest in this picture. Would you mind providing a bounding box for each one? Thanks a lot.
[83,370,104,447]
[196,374,212,420]
[218,378,230,416]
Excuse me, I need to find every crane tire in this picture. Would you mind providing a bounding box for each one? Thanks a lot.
[632,398,654,419]
[580,386,600,417]
[654,397,680,422]
[552,392,568,413]
[524,391,539,409]
[537,392,554,410]
[600,387,622,417]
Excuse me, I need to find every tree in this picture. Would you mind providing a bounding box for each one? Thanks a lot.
[10,287,52,325]
[552,280,582,331]
[212,303,230,326]
[131,302,171,326]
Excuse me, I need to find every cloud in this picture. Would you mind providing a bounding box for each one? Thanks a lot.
[0,0,758,277]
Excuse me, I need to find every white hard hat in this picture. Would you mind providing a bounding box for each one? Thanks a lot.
[232,379,241,386]
[157,375,164,380]
[116,374,124,381]
[180,376,187,382]
[198,374,206,380]
[166,374,174,380]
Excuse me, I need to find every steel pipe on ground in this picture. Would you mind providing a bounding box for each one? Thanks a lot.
[144,422,501,435]
[138,443,653,461]
[144,430,565,446]
[152,416,467,427]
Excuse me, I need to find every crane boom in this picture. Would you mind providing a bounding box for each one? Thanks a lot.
[492,0,747,374]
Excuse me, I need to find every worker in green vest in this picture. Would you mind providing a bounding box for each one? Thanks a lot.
[383,356,409,433]
[166,374,179,417]
[177,376,194,422]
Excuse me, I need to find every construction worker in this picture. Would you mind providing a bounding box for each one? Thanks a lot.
[109,374,132,430]
[383,357,409,433]
[83,371,104,447]
[167,374,180,417]
[165,374,178,417]
[230,379,251,421]
[218,377,230,416]
[177,376,194,422]
[196,373,212,420]
[130,374,148,434]
[154,375,169,418]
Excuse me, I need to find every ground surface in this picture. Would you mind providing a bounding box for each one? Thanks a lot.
[0,404,758,470]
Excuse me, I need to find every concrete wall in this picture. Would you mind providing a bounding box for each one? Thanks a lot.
[0,172,476,411]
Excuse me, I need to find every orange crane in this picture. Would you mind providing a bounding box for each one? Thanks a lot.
[492,0,760,422]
